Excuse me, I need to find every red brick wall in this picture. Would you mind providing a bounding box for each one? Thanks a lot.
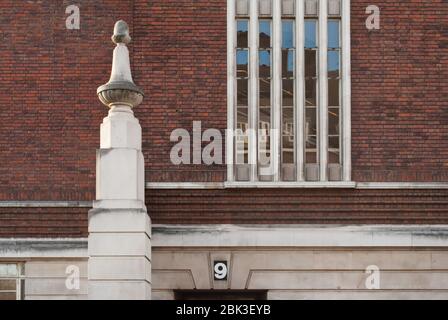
[0,0,446,199]
[0,207,88,238]
[148,188,448,225]
[0,0,133,201]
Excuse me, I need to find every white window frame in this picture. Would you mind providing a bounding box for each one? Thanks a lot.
[0,263,25,300]
[227,0,352,185]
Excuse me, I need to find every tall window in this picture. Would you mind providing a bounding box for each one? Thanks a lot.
[229,0,351,183]
[0,264,24,300]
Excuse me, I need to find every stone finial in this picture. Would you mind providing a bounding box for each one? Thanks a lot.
[112,20,131,44]
[97,20,144,109]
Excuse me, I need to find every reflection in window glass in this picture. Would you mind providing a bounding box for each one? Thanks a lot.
[237,50,249,78]
[236,20,249,167]
[237,20,248,48]
[305,20,317,48]
[328,20,340,49]
[328,79,339,106]
[282,20,294,49]
[259,21,272,48]
[328,19,340,165]
[327,51,339,76]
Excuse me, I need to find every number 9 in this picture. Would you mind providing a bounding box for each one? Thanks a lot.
[214,262,228,280]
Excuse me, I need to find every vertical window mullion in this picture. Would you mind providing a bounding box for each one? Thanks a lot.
[296,0,305,181]
[318,0,328,181]
[342,0,351,181]
[272,0,282,181]
[227,0,236,181]
[249,0,259,181]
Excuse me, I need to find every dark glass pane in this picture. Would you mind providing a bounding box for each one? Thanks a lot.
[305,79,317,106]
[0,280,16,291]
[328,150,340,164]
[259,50,271,78]
[237,79,248,106]
[305,49,317,78]
[306,108,317,137]
[282,50,294,78]
[259,21,271,48]
[236,107,248,130]
[237,20,249,48]
[259,79,271,106]
[282,107,294,135]
[328,79,340,106]
[236,107,248,164]
[329,108,340,135]
[328,20,340,49]
[306,136,317,149]
[282,135,295,164]
[329,136,340,149]
[259,107,271,165]
[306,151,317,163]
[305,20,317,48]
[0,292,16,301]
[328,50,340,77]
[282,79,294,106]
[282,20,294,48]
[236,50,248,78]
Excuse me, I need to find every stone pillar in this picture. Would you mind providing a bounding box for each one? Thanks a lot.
[88,21,151,300]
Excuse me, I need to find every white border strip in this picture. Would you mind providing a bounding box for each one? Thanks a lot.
[227,0,235,182]
[152,224,448,248]
[0,201,92,208]
[341,0,352,181]
[0,238,88,259]
[145,182,448,189]
[356,182,448,190]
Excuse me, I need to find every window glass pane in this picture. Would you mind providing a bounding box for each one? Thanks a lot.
[305,79,317,106]
[259,50,271,78]
[328,0,341,16]
[327,50,339,77]
[236,107,248,164]
[305,50,317,78]
[328,148,340,164]
[237,79,248,106]
[0,265,18,277]
[306,108,317,138]
[282,20,294,49]
[329,108,340,135]
[329,135,340,164]
[282,79,294,106]
[236,0,249,16]
[282,135,294,163]
[328,20,340,48]
[305,0,318,16]
[282,0,295,16]
[259,0,272,16]
[0,280,16,291]
[305,20,317,48]
[0,292,16,301]
[329,136,340,149]
[306,151,317,163]
[282,50,294,78]
[237,20,249,48]
[328,79,340,106]
[259,21,271,48]
[237,50,248,78]
[259,79,271,106]
[259,108,271,165]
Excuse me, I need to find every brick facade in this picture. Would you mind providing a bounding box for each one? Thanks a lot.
[0,1,447,235]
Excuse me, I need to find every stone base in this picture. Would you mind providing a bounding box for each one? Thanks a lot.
[88,207,151,300]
